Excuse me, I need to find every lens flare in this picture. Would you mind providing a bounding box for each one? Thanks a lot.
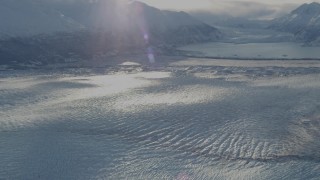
[143,33,149,42]
[132,1,156,64]
[147,47,155,63]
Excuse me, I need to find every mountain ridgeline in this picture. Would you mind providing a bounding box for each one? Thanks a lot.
[270,2,320,45]
[2,0,320,68]
[0,0,222,67]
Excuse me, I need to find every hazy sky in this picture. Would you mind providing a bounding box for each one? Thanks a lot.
[138,0,320,19]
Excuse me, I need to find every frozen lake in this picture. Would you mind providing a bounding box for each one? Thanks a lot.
[179,42,320,59]
[1,58,320,179]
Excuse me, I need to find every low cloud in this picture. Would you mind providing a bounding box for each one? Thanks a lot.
[35,0,320,20]
[139,0,319,19]
[191,1,299,20]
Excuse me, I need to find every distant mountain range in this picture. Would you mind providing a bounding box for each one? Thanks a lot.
[51,1,222,44]
[0,0,222,67]
[270,2,320,45]
[0,0,222,41]
[0,0,84,38]
[2,1,320,68]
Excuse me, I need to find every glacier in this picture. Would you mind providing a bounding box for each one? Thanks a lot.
[0,58,320,179]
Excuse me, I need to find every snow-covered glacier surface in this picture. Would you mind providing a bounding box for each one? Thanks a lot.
[1,59,320,179]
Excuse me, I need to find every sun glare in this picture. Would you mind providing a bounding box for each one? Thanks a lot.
[90,0,156,63]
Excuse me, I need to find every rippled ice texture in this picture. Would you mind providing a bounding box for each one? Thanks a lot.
[1,59,320,179]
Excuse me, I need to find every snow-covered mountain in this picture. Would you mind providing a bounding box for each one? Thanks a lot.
[0,0,84,38]
[0,0,222,67]
[132,1,222,44]
[49,0,222,44]
[270,2,320,44]
[0,0,221,43]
